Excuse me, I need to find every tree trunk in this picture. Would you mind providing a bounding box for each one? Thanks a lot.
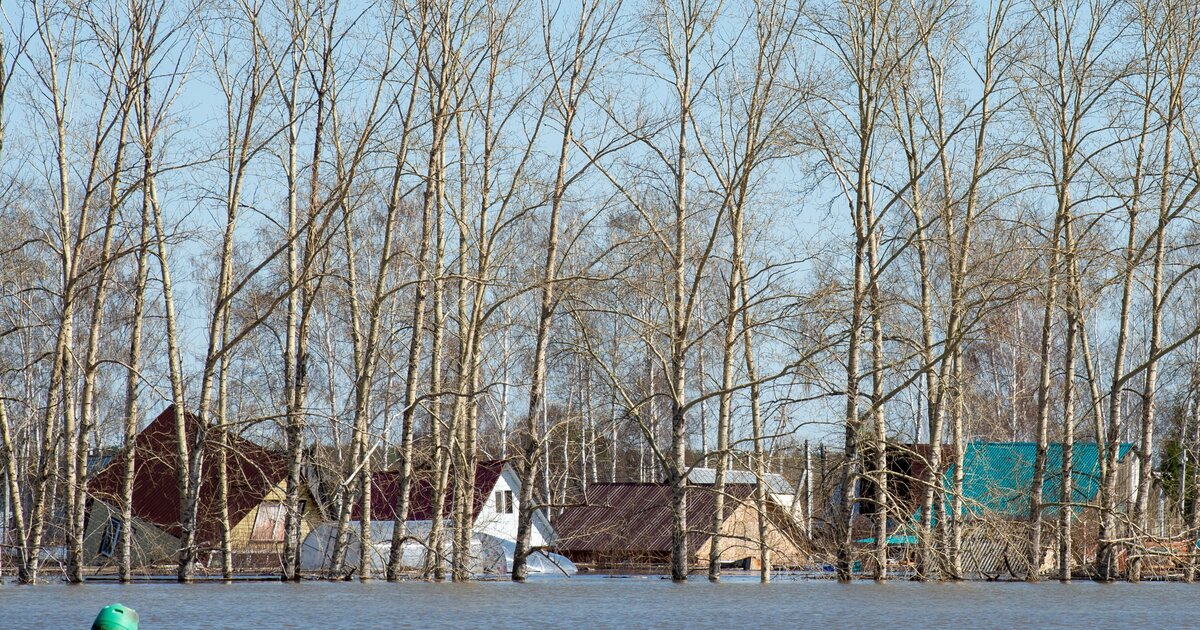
[706,259,738,583]
[1059,271,1078,582]
[1029,203,1064,582]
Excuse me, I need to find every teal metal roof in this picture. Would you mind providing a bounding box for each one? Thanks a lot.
[855,535,920,545]
[951,442,1133,518]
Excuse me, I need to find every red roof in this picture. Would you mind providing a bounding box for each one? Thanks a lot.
[553,483,755,555]
[353,459,505,522]
[89,405,287,546]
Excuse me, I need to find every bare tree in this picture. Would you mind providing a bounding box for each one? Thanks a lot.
[511,0,619,583]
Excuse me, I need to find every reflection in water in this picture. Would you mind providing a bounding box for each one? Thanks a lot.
[0,576,1190,629]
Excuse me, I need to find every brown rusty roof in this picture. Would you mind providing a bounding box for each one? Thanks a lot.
[89,405,287,546]
[353,459,505,522]
[553,483,755,555]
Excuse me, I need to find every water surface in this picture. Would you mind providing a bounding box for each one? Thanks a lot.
[0,575,1191,628]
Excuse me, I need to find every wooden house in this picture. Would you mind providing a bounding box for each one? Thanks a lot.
[553,482,807,571]
[84,405,323,572]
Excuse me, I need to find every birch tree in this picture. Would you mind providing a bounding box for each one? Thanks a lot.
[511,0,619,583]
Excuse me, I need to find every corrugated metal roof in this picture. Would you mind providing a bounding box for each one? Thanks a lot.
[89,405,287,546]
[553,483,754,555]
[354,460,505,522]
[952,442,1134,518]
[687,467,794,494]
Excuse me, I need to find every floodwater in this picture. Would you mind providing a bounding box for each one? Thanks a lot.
[1,575,1194,628]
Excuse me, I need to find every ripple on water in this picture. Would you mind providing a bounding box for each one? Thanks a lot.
[0,575,1191,629]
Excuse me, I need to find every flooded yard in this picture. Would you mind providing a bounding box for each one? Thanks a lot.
[0,575,1192,628]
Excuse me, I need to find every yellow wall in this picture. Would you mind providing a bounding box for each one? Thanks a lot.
[227,483,322,552]
[694,500,808,569]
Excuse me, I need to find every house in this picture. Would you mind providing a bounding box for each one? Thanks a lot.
[84,405,323,571]
[859,441,1136,576]
[953,442,1136,519]
[953,441,1136,577]
[300,459,560,574]
[687,467,803,521]
[552,482,807,570]
[354,459,555,546]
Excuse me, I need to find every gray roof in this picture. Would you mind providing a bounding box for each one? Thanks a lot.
[688,467,794,494]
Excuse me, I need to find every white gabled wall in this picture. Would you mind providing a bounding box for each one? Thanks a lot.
[347,464,557,546]
[472,465,554,546]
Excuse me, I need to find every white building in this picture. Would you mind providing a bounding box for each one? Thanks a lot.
[300,460,565,575]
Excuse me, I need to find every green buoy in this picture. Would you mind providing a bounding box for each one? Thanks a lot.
[92,603,139,630]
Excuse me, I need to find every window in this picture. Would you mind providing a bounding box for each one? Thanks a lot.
[250,501,286,542]
[495,490,514,514]
[99,517,123,557]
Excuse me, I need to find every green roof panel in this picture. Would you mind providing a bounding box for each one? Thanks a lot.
[951,442,1132,518]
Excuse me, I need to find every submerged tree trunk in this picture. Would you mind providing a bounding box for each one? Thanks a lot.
[1059,253,1079,582]
[71,70,132,583]
[1188,387,1200,582]
[138,52,194,579]
[424,139,450,582]
[1131,159,1171,584]
[0,392,28,582]
[706,259,738,583]
[1029,203,1064,582]
[740,264,770,583]
[383,68,424,583]
[866,203,887,582]
[512,0,609,581]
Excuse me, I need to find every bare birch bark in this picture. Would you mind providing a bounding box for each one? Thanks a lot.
[0,21,23,585]
[119,11,155,579]
[1022,0,1120,582]
[1028,207,1062,582]
[865,184,888,581]
[656,0,718,584]
[382,29,427,583]
[893,68,941,580]
[0,388,27,582]
[23,0,81,583]
[740,263,771,583]
[281,0,314,580]
[703,1,801,582]
[1130,75,1178,583]
[805,0,901,582]
[147,133,192,582]
[706,257,737,582]
[215,313,233,580]
[447,1,546,581]
[1189,378,1200,582]
[205,1,272,579]
[71,79,131,584]
[329,207,365,578]
[424,135,450,581]
[63,6,137,580]
[1021,0,1126,582]
[447,67,477,585]
[1059,215,1080,582]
